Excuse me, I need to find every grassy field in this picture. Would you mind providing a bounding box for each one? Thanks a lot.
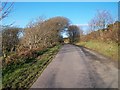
[2,45,61,89]
[76,40,118,61]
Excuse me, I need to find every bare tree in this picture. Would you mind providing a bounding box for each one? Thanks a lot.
[95,10,113,30]
[20,16,70,50]
[88,10,113,39]
[88,19,97,32]
[88,10,113,31]
[0,2,14,20]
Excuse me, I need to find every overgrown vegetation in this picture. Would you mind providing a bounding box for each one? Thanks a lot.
[1,16,69,89]
[1,4,71,88]
[1,16,70,68]
[78,10,119,61]
[81,21,119,44]
[2,45,61,89]
[1,5,80,88]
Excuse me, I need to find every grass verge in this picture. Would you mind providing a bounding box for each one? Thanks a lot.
[76,40,118,61]
[2,45,61,89]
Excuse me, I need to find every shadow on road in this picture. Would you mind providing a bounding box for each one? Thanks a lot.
[75,45,118,69]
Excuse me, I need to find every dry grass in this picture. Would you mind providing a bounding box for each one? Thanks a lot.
[77,40,118,61]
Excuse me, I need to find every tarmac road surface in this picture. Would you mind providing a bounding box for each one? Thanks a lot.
[31,44,118,88]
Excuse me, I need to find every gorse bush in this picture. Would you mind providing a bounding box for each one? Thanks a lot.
[2,47,49,67]
[81,21,120,43]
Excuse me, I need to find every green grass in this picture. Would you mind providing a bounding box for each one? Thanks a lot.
[76,40,118,61]
[2,45,61,89]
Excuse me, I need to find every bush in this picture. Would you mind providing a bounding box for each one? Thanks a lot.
[2,47,49,67]
[81,21,119,43]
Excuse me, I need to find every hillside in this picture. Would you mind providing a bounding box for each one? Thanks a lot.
[77,21,119,60]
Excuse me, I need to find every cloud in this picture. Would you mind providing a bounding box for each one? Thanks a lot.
[71,24,89,27]
[76,24,89,26]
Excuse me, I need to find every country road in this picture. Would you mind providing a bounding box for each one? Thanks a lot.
[31,44,118,88]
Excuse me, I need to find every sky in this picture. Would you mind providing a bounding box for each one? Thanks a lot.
[2,2,118,34]
[1,0,120,2]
